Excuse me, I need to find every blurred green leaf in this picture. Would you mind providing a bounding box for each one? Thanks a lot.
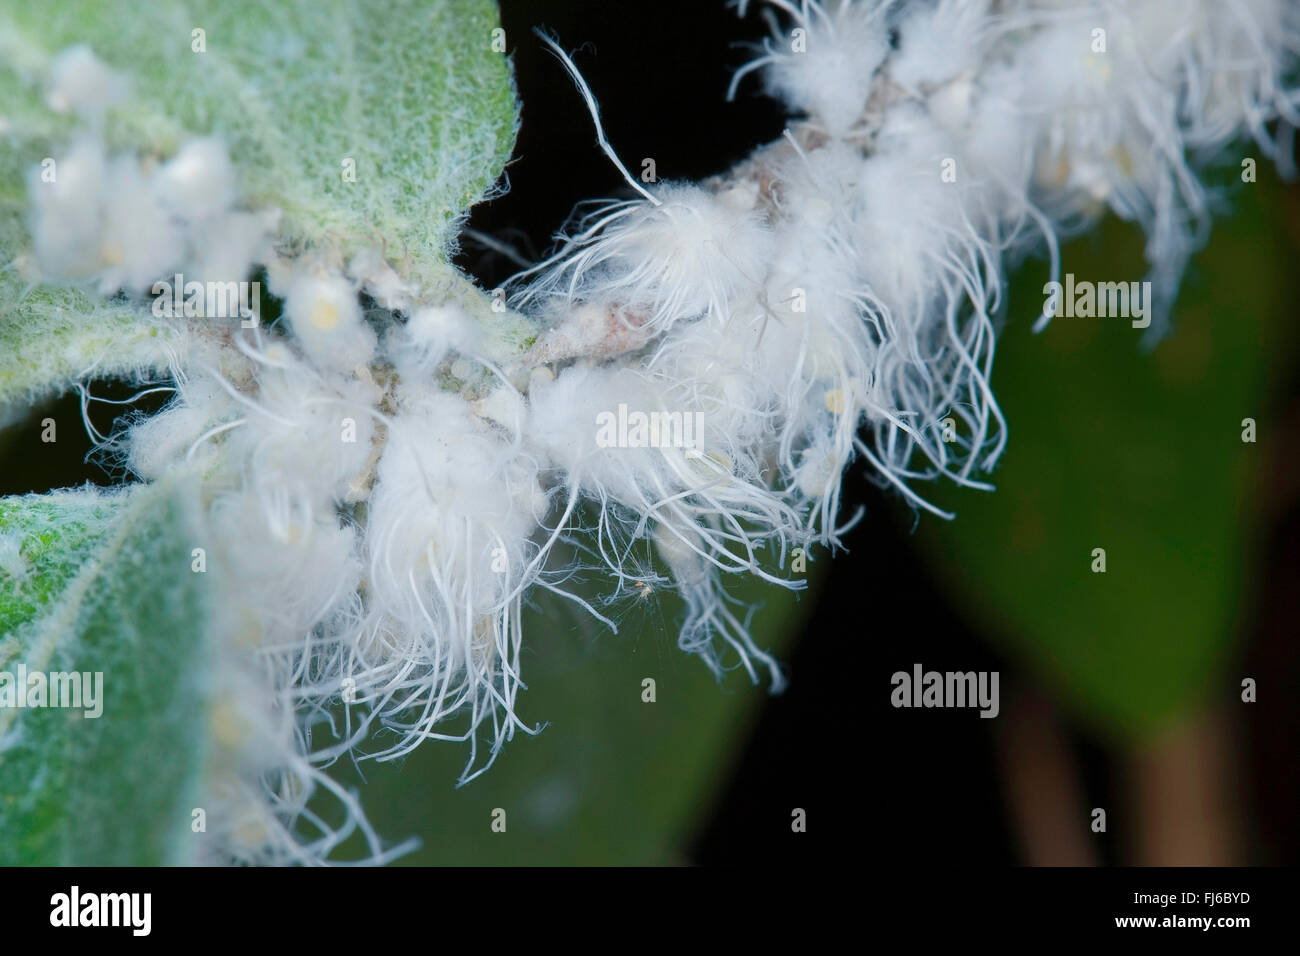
[0,141,178,408]
[0,480,212,864]
[0,0,518,281]
[914,178,1292,741]
[0,0,522,407]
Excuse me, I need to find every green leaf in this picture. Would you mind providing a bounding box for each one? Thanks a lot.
[914,177,1292,741]
[0,479,214,864]
[0,288,180,412]
[0,0,518,284]
[0,0,522,404]
[0,140,181,409]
